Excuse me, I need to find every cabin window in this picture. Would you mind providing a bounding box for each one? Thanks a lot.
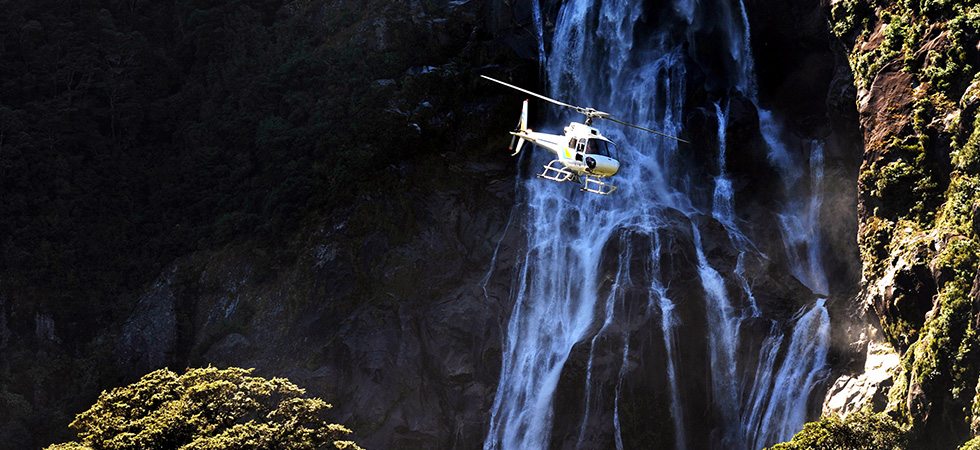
[568,138,577,148]
[585,139,611,157]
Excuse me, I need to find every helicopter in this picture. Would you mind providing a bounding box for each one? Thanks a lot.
[482,75,689,195]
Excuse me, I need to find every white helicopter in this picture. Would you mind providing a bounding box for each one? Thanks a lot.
[482,75,689,195]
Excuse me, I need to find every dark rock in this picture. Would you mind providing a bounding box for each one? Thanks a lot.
[745,0,837,135]
[865,237,937,350]
[0,296,9,350]
[695,214,738,274]
[116,268,178,375]
[724,92,783,209]
[970,268,980,330]
[961,79,980,119]
[202,333,251,366]
[908,381,932,424]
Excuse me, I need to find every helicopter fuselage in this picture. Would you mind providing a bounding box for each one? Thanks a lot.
[511,122,621,178]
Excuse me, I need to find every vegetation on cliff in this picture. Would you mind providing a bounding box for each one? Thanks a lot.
[0,0,525,446]
[820,0,980,446]
[46,366,360,450]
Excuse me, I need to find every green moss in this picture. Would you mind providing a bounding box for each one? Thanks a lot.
[951,325,980,402]
[882,315,922,351]
[882,226,933,348]
[831,0,873,39]
[936,3,980,96]
[865,136,941,224]
[906,282,973,404]
[953,115,980,172]
[843,0,980,439]
[924,49,966,93]
[933,236,979,280]
[859,215,896,279]
[888,360,912,418]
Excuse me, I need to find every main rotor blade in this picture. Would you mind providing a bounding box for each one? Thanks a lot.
[482,75,690,143]
[606,116,691,144]
[481,75,582,111]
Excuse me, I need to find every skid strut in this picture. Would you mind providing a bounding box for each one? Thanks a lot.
[581,174,617,195]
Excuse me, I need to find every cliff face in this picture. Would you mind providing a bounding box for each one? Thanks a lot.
[829,0,980,446]
[0,0,541,448]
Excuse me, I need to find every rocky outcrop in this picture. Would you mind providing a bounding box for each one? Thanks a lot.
[828,0,980,447]
[823,329,901,418]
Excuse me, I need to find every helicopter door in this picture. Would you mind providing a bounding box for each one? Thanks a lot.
[575,140,587,160]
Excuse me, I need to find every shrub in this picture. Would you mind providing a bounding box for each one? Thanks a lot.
[46,367,360,450]
[768,410,907,449]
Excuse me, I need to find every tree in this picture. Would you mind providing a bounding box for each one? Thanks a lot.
[768,410,906,450]
[46,367,361,450]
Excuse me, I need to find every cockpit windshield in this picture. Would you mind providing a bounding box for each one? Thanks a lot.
[585,139,612,157]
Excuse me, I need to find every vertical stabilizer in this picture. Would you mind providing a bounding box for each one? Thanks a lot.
[509,100,529,156]
[519,99,528,132]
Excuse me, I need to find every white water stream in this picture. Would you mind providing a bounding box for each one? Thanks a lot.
[484,0,831,448]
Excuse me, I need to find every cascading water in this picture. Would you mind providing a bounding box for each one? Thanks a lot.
[532,0,547,68]
[484,0,832,448]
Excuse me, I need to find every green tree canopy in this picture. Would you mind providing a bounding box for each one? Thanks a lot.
[46,367,360,450]
[768,410,907,450]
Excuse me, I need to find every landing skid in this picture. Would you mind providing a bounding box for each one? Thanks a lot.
[538,160,574,182]
[537,160,617,195]
[581,174,617,195]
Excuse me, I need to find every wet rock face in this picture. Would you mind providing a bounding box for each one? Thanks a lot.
[111,156,519,448]
[549,219,706,450]
[546,211,819,450]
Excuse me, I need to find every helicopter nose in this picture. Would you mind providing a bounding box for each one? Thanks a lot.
[585,157,597,170]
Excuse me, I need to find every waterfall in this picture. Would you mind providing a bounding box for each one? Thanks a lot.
[746,300,831,448]
[692,222,743,446]
[484,0,831,448]
[650,231,687,450]
[532,0,547,68]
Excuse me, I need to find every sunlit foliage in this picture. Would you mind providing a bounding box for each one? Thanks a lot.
[46,367,361,450]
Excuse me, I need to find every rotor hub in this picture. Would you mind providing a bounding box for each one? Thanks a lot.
[577,107,611,120]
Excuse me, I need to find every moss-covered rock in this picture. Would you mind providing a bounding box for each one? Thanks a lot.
[830,0,980,446]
